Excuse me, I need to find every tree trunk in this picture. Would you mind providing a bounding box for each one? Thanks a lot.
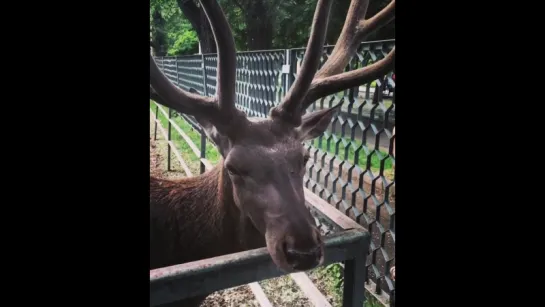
[246,18,273,50]
[151,10,168,56]
[177,0,216,54]
[244,0,273,50]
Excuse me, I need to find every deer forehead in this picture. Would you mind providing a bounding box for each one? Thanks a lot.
[242,117,299,141]
[229,143,305,164]
[247,116,268,124]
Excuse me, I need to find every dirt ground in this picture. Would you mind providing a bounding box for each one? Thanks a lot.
[149,123,340,306]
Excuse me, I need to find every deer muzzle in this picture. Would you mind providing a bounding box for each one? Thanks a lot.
[280,227,324,271]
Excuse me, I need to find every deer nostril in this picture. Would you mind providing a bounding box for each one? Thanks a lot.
[284,246,321,271]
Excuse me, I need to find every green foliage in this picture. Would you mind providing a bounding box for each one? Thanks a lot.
[150,0,394,52]
[150,0,199,55]
[167,23,199,55]
[312,263,385,307]
[218,0,248,50]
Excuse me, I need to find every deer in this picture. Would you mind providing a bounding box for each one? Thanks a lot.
[149,0,395,306]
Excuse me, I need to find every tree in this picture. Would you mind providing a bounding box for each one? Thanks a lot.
[176,0,216,53]
[230,0,276,50]
[150,0,395,54]
[150,8,168,56]
[150,0,200,56]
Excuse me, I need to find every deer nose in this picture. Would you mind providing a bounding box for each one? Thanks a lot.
[284,246,322,271]
[282,233,323,271]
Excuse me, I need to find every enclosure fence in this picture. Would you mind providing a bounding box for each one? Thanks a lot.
[152,39,395,302]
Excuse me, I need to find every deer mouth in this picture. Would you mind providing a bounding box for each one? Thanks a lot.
[266,231,324,273]
[284,244,324,271]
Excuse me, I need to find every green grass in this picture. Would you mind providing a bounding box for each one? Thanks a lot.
[308,136,393,172]
[310,263,385,307]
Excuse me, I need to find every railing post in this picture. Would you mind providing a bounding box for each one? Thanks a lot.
[200,132,206,174]
[199,53,209,174]
[201,54,209,97]
[162,57,174,171]
[282,49,294,102]
[167,107,172,171]
[175,57,180,87]
[154,104,159,141]
[342,252,367,307]
[153,56,161,141]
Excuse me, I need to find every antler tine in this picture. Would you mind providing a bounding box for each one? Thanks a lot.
[199,0,238,113]
[271,0,334,126]
[300,0,395,110]
[303,47,395,109]
[316,0,395,79]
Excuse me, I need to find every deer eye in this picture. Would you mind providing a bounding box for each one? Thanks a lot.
[226,164,246,177]
[303,154,310,165]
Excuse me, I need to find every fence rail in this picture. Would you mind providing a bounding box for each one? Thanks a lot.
[152,39,396,304]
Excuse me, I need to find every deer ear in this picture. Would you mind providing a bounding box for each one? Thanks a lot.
[296,103,342,142]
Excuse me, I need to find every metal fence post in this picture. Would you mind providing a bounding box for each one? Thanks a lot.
[175,57,180,87]
[199,54,209,174]
[166,57,180,171]
[153,56,161,141]
[167,107,172,171]
[200,132,206,174]
[154,104,159,141]
[282,49,294,100]
[201,54,209,97]
[342,251,367,307]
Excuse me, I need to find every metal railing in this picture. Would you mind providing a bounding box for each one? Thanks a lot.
[152,39,395,303]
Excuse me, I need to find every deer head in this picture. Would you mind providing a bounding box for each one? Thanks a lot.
[150,0,395,272]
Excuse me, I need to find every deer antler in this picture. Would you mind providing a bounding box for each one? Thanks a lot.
[272,0,395,122]
[270,0,334,125]
[303,0,395,110]
[149,0,246,135]
[304,47,395,104]
[316,0,395,79]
